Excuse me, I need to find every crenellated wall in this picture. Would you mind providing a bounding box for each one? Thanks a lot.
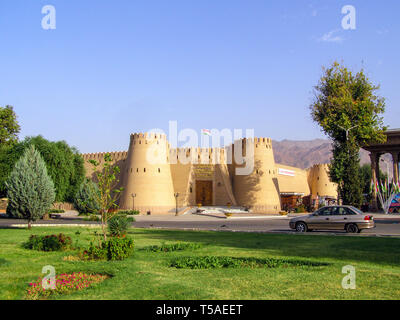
[80,133,337,214]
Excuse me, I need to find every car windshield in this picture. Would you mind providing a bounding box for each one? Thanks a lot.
[349,206,364,215]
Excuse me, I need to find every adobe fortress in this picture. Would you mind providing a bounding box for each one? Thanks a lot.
[82,133,338,214]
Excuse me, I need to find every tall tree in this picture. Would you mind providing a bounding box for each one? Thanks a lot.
[0,136,85,201]
[0,105,20,147]
[310,62,386,207]
[6,145,55,229]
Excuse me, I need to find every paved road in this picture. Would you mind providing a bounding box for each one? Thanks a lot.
[133,216,400,237]
[1,213,400,237]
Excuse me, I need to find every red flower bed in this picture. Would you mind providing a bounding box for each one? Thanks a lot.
[26,272,109,300]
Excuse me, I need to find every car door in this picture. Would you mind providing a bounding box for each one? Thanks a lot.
[308,207,332,229]
[329,207,347,230]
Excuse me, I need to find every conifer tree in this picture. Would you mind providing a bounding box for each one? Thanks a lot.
[5,145,55,229]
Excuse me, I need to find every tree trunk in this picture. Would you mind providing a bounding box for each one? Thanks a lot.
[101,211,107,242]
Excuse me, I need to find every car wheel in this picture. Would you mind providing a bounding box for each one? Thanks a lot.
[295,222,308,232]
[346,223,359,233]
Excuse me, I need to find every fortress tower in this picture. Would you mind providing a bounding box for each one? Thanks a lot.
[232,138,281,213]
[119,133,176,213]
[81,133,337,215]
[307,164,338,199]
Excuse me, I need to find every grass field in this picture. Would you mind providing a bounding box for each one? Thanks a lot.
[1,226,400,300]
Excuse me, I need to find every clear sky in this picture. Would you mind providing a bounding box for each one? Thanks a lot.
[0,0,399,153]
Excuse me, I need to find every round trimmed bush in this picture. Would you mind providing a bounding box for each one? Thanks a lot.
[74,179,100,214]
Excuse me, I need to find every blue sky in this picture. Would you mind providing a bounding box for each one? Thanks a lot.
[0,0,399,153]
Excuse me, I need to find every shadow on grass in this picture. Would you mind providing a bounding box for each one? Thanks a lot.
[0,226,26,230]
[129,228,400,267]
[0,258,10,266]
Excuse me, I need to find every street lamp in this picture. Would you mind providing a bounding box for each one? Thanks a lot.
[174,193,179,216]
[131,193,136,210]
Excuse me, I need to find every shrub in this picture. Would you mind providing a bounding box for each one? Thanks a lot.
[143,242,203,253]
[74,179,100,214]
[5,145,55,228]
[170,256,329,269]
[118,210,140,215]
[83,237,134,261]
[24,233,72,252]
[108,215,131,237]
[83,242,108,260]
[107,237,135,261]
[26,272,109,300]
[83,214,100,222]
[294,205,306,213]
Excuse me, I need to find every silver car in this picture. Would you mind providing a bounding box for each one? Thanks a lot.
[289,205,375,233]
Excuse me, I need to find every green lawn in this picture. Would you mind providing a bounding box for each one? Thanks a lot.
[1,226,400,300]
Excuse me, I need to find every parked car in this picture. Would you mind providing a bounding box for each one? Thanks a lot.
[289,205,374,233]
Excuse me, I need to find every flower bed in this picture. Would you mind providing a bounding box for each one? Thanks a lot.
[26,272,109,300]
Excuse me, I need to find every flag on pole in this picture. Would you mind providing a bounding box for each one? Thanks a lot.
[201,129,211,136]
[369,179,374,194]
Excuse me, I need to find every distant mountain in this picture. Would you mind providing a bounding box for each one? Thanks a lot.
[272,139,333,169]
[272,139,391,174]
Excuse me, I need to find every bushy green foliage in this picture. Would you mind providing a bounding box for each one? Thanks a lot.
[117,210,140,215]
[0,105,20,147]
[83,214,100,222]
[83,237,134,261]
[0,136,85,201]
[107,237,135,260]
[74,179,100,214]
[23,233,72,252]
[294,205,306,213]
[108,215,131,237]
[171,256,329,269]
[143,242,203,253]
[5,145,55,227]
[84,242,108,260]
[47,209,65,214]
[359,163,387,195]
[310,62,387,207]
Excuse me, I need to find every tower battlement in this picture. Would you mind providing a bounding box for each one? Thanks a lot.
[81,133,337,214]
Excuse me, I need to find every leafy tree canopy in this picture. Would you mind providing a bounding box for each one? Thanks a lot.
[311,61,386,145]
[310,62,387,207]
[0,135,85,202]
[0,105,20,147]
